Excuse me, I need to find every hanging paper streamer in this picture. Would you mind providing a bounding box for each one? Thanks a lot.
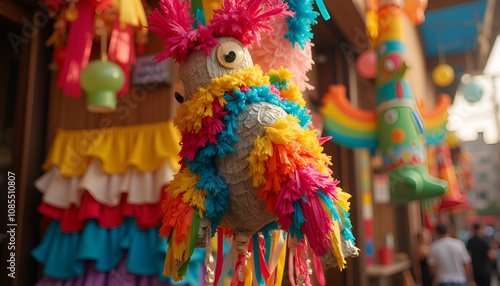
[321,0,448,202]
[108,15,136,96]
[56,0,94,97]
[46,0,149,99]
[119,0,148,29]
[422,145,441,230]
[446,133,474,193]
[436,141,467,209]
[201,0,224,24]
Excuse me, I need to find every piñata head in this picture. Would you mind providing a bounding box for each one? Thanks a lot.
[148,0,291,100]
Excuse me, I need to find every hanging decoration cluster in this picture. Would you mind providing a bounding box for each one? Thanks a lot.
[322,0,449,202]
[423,132,473,231]
[44,0,149,111]
[148,0,358,285]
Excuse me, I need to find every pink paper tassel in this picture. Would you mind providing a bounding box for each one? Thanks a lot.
[259,234,270,282]
[312,252,325,286]
[250,17,315,92]
[276,165,339,256]
[288,246,296,286]
[56,0,94,97]
[230,253,247,286]
[109,16,135,96]
[295,241,312,286]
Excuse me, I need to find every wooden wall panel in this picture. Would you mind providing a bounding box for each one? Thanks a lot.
[372,203,398,262]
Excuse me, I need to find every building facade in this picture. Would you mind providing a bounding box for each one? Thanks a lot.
[462,132,500,209]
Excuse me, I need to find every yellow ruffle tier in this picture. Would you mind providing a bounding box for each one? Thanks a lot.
[43,121,181,177]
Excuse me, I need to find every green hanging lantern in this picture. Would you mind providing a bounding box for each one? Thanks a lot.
[80,60,125,113]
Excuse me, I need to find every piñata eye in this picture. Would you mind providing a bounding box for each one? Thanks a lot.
[174,79,186,103]
[217,41,244,69]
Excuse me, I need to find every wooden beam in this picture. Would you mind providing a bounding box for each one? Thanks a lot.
[0,0,31,25]
[325,0,368,52]
[427,0,483,11]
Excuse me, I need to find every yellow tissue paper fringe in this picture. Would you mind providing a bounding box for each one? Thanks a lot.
[329,221,346,270]
[267,67,293,81]
[281,83,306,108]
[319,200,346,270]
[248,135,274,187]
[266,67,306,107]
[169,167,207,215]
[259,115,331,175]
[174,65,270,134]
[164,225,193,281]
[336,188,351,212]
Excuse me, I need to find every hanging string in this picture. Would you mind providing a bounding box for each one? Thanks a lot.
[205,227,216,286]
[436,14,445,66]
[98,19,108,62]
[438,44,445,65]
[465,49,473,73]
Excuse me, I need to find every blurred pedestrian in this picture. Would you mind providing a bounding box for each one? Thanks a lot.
[415,228,433,286]
[428,223,476,286]
[467,223,497,286]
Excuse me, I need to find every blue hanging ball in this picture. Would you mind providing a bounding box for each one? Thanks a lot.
[462,82,483,103]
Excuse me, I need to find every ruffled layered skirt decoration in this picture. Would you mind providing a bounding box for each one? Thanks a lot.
[32,121,205,285]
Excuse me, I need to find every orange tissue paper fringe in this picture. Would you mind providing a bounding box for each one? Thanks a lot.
[160,167,207,242]
[248,115,333,214]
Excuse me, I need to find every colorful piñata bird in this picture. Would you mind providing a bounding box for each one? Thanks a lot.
[148,1,358,285]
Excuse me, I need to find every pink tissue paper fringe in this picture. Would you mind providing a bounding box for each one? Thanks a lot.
[276,165,339,256]
[250,17,315,91]
[147,0,292,63]
[109,15,136,96]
